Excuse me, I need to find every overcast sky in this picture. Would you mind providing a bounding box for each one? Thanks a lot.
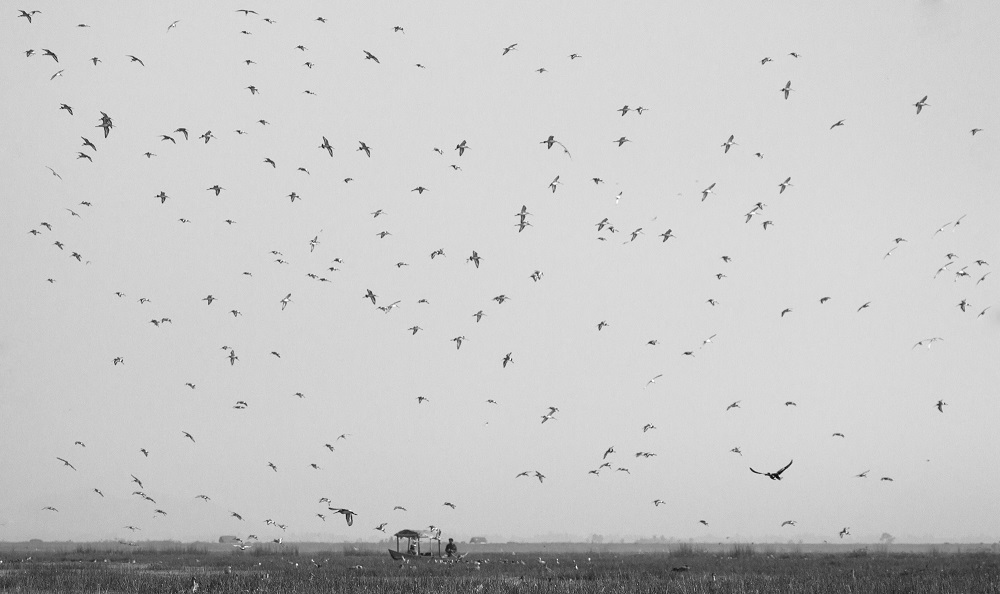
[1,0,998,545]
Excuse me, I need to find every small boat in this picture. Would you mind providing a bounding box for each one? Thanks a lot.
[388,528,443,560]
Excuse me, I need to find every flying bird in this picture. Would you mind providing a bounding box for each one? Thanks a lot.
[363,50,380,63]
[749,460,793,480]
[914,95,929,114]
[319,137,334,157]
[721,134,738,153]
[912,337,943,349]
[328,508,357,525]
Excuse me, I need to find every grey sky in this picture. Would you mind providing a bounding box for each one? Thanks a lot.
[1,1,998,544]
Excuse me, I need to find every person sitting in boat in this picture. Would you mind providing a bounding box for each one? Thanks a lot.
[445,538,458,557]
[408,540,418,555]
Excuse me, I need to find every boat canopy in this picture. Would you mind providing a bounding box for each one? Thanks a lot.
[393,529,438,540]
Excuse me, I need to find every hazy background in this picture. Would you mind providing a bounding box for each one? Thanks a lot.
[1,0,998,545]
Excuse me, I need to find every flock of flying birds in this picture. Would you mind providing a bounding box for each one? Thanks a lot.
[10,5,997,546]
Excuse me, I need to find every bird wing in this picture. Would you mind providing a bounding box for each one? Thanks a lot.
[776,459,793,475]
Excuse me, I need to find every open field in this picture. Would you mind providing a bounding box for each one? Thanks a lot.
[1,545,999,593]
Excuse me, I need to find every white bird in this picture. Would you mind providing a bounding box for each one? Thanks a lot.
[912,337,943,349]
[721,134,738,153]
